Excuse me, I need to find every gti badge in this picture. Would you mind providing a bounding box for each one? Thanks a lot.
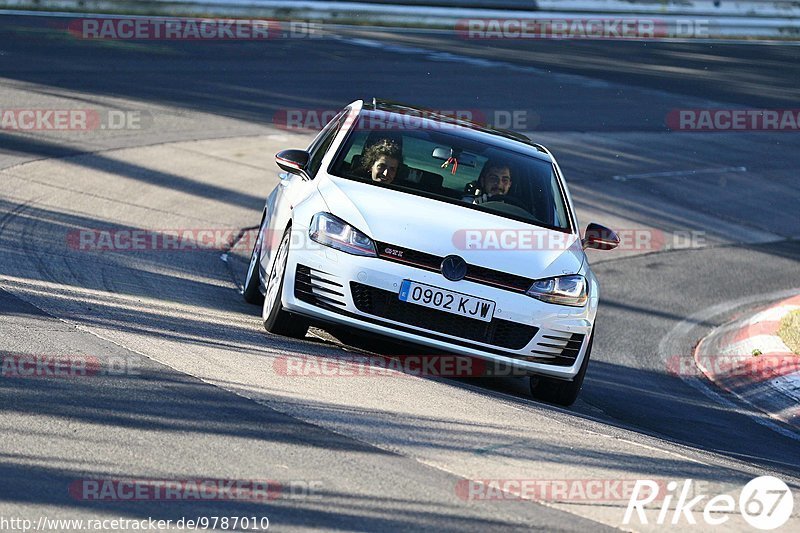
[384,247,404,258]
[441,255,467,282]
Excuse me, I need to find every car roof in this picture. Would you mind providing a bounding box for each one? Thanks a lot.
[359,99,554,163]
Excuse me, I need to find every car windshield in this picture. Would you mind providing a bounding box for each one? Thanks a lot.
[329,114,572,232]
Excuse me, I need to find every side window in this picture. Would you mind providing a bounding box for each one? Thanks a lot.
[306,110,347,178]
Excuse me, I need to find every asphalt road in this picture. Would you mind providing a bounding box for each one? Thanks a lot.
[1,14,799,531]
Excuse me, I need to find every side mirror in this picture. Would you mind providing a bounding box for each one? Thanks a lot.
[582,223,619,251]
[276,149,310,175]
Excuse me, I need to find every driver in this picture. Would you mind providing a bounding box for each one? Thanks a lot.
[464,159,513,204]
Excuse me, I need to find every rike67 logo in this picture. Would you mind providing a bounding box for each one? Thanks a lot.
[624,476,794,530]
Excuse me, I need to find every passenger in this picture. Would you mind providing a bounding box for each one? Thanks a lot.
[465,159,513,204]
[358,139,402,185]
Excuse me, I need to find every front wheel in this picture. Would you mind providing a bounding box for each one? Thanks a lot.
[262,227,309,338]
[530,334,593,407]
[242,221,265,305]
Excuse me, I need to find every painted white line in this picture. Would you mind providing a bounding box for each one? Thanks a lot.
[613,166,747,182]
[707,318,751,339]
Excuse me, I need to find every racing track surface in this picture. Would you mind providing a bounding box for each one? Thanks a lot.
[1,15,799,531]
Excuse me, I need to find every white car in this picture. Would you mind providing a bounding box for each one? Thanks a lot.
[244,99,619,406]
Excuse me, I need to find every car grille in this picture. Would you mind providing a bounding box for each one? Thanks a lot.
[350,282,537,350]
[374,241,533,293]
[294,265,346,307]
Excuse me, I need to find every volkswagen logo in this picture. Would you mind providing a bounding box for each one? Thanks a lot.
[441,255,467,282]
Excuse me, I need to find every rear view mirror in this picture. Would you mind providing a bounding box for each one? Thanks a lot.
[431,147,477,167]
[431,147,451,160]
[582,223,619,251]
[276,149,310,175]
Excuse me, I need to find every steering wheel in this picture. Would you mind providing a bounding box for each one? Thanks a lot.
[485,194,529,212]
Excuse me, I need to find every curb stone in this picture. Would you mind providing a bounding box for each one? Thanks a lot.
[694,294,800,430]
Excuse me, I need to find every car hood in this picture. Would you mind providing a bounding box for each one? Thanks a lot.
[317,176,585,279]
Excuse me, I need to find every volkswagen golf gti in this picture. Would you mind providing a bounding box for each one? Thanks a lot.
[243,99,619,406]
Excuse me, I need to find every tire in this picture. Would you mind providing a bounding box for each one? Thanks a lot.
[530,334,593,407]
[262,227,309,338]
[242,220,265,305]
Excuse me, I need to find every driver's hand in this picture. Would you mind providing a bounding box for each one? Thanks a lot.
[472,193,491,205]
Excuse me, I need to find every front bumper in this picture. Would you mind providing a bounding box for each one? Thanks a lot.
[281,243,596,380]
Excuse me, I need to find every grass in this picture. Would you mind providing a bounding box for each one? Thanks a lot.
[778,309,800,356]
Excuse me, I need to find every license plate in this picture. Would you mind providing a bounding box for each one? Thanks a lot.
[398,280,495,322]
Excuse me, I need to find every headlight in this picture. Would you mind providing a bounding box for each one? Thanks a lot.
[309,212,377,257]
[526,275,587,307]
